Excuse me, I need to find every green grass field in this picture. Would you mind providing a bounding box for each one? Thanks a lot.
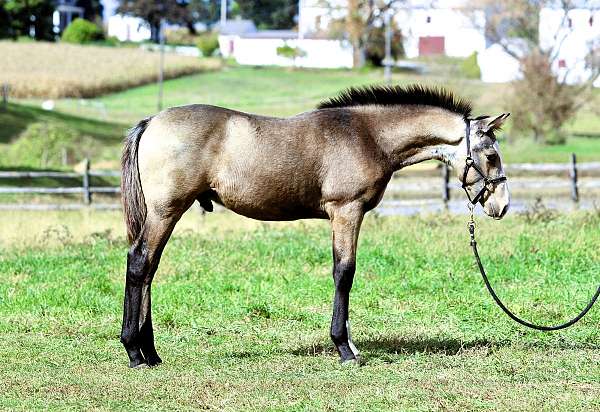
[5,65,600,170]
[1,210,599,410]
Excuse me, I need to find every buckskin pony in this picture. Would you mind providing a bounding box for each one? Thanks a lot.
[120,85,510,367]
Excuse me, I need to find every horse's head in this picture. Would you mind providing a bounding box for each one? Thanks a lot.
[455,113,510,220]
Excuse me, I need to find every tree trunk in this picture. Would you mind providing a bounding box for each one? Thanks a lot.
[352,45,365,68]
[150,23,160,43]
[346,0,365,69]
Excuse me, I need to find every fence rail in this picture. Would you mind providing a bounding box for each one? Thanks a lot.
[1,155,599,210]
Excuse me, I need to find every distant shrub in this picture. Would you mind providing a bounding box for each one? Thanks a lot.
[197,32,219,57]
[94,36,120,47]
[510,50,578,145]
[166,28,198,46]
[61,18,104,44]
[365,25,404,67]
[6,122,83,168]
[276,43,306,60]
[460,52,481,79]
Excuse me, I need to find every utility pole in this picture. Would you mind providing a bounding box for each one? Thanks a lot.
[384,11,392,84]
[157,17,165,111]
[221,0,227,26]
[298,0,304,40]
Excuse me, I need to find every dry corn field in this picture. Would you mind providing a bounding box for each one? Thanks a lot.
[0,41,221,98]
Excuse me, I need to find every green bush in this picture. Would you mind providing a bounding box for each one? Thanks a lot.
[61,18,104,44]
[460,52,481,79]
[365,25,404,67]
[276,43,306,60]
[5,122,84,168]
[197,32,219,57]
[166,28,199,46]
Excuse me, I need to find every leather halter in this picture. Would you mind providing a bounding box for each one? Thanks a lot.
[461,117,507,205]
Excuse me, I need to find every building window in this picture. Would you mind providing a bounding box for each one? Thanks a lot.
[590,16,594,27]
[568,18,572,28]
[426,16,431,23]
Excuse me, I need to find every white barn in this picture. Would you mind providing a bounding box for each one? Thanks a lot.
[478,3,600,86]
[221,0,487,68]
[394,0,486,58]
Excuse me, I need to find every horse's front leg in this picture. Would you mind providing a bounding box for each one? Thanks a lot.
[328,201,364,363]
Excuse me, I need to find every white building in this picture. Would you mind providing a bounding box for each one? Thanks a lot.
[394,1,486,58]
[478,3,600,86]
[107,15,151,42]
[221,0,485,68]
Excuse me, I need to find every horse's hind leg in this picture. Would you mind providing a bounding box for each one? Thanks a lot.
[120,210,182,368]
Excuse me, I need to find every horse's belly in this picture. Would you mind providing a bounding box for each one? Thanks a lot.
[215,192,325,220]
[210,175,325,221]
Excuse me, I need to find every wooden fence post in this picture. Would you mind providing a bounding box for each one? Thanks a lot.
[1,83,8,111]
[83,158,91,205]
[570,153,579,203]
[442,164,450,205]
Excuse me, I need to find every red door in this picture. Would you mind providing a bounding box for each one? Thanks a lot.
[418,36,445,56]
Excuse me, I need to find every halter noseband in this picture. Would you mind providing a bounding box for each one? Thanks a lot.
[461,117,507,205]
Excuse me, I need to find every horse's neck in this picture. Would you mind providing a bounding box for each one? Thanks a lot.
[356,106,465,171]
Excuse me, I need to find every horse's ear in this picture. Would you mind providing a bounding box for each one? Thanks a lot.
[484,113,510,133]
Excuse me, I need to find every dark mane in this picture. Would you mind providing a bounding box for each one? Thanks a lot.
[317,84,472,118]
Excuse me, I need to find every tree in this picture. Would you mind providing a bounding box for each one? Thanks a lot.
[234,0,298,29]
[117,0,189,42]
[76,0,104,23]
[364,22,403,66]
[474,0,599,144]
[323,0,401,68]
[188,0,218,31]
[1,0,55,40]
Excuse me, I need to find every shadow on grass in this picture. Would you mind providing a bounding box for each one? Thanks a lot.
[290,336,502,358]
[0,102,126,144]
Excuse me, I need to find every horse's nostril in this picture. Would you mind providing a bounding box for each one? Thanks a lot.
[499,204,508,217]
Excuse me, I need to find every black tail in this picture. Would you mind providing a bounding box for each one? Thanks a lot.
[121,117,152,244]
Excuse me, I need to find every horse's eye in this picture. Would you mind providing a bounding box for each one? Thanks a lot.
[485,152,498,162]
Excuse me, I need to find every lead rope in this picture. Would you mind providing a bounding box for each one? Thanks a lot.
[467,206,600,330]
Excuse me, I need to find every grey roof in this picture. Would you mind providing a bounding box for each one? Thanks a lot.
[216,19,257,35]
[240,30,298,39]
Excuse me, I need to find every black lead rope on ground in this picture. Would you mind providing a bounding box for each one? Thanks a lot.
[461,117,599,330]
[468,220,600,331]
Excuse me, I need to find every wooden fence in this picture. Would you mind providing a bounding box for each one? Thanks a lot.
[1,155,599,210]
[0,159,120,209]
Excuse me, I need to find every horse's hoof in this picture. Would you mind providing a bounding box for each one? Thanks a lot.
[340,358,361,367]
[129,360,148,369]
[146,355,162,367]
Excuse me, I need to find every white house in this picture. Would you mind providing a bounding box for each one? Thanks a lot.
[107,15,151,42]
[478,3,600,86]
[217,14,354,69]
[220,0,485,68]
[394,0,486,58]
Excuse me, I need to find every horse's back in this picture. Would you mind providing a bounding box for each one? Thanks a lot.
[136,104,328,219]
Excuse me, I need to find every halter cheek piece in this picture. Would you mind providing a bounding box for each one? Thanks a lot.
[461,117,507,205]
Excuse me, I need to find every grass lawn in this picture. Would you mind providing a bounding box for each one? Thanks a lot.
[8,65,599,169]
[1,210,599,410]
